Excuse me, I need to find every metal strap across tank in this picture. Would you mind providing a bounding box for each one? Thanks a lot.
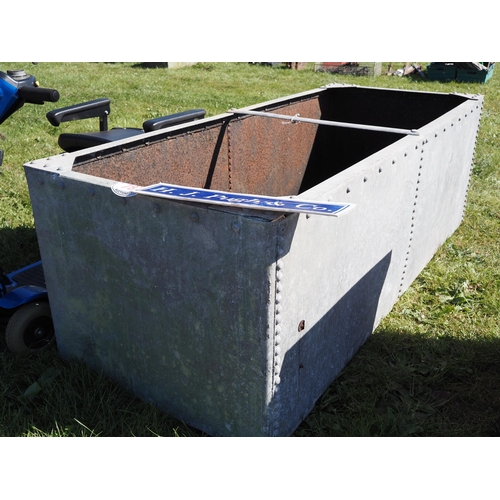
[229,108,420,136]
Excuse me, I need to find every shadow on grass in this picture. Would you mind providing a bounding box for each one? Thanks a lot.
[294,327,500,437]
[0,226,40,273]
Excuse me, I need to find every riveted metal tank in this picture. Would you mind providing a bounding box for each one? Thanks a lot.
[24,84,483,436]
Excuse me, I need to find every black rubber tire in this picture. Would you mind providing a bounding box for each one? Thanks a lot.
[5,301,55,353]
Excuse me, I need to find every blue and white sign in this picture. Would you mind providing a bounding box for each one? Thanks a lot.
[112,182,355,217]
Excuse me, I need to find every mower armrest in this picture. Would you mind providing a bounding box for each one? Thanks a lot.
[46,98,111,128]
[143,108,206,132]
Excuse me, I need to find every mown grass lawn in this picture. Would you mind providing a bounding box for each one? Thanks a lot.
[1,62,499,437]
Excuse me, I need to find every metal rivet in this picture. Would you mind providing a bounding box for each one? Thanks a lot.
[190,213,199,223]
[231,221,241,232]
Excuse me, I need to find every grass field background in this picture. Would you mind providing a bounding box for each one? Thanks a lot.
[0,62,499,437]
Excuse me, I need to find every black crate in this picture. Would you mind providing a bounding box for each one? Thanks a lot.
[426,63,457,81]
[456,63,495,83]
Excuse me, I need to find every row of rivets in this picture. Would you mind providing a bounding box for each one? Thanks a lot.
[271,230,285,435]
[462,102,483,220]
[274,256,284,385]
[227,123,233,191]
[343,153,396,196]
[399,139,426,296]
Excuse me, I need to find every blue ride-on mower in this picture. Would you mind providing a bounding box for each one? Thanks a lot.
[0,66,59,353]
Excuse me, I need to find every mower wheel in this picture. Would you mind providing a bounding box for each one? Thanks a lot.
[5,301,55,353]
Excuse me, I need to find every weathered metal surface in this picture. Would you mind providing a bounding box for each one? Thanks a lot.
[228,99,321,196]
[24,84,483,436]
[26,178,278,435]
[398,102,483,292]
[72,122,232,191]
[72,98,323,198]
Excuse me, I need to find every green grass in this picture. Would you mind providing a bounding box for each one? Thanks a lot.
[1,62,499,436]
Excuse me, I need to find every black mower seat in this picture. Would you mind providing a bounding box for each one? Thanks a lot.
[47,98,206,153]
[57,128,143,152]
